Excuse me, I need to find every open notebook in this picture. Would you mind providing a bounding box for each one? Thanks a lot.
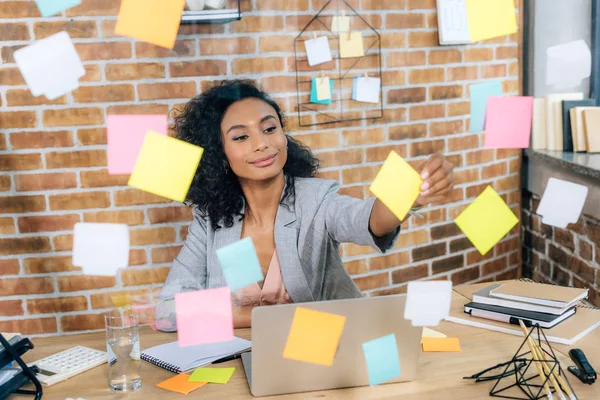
[141,337,251,374]
[449,280,600,345]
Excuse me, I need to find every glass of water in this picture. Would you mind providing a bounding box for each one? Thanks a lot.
[105,308,142,392]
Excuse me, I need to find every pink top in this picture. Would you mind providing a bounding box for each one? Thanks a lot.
[231,249,293,307]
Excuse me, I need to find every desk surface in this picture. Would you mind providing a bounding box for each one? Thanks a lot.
[12,296,600,400]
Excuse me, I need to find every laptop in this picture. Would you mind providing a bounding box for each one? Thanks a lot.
[242,294,422,397]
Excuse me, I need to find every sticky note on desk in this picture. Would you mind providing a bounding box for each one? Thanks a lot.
[465,0,517,42]
[216,237,264,292]
[422,327,447,343]
[115,0,186,49]
[454,186,519,255]
[422,337,461,352]
[469,81,503,133]
[362,334,401,386]
[189,367,235,384]
[369,151,422,221]
[283,307,346,366]
[35,0,81,17]
[310,78,334,104]
[157,373,207,394]
[107,115,168,175]
[128,131,203,203]
[405,281,452,327]
[175,288,233,347]
[340,31,364,58]
[484,96,534,149]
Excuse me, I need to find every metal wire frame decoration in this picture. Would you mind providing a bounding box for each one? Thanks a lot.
[293,0,384,127]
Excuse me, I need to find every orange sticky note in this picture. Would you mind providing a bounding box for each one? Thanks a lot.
[283,307,346,366]
[421,337,461,352]
[156,373,207,395]
[115,0,186,49]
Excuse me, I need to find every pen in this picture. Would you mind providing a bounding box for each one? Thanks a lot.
[518,320,554,400]
[212,353,242,364]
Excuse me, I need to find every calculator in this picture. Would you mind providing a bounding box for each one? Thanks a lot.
[28,346,107,386]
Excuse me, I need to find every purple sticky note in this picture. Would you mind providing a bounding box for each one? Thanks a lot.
[107,115,168,175]
[174,288,234,347]
[484,96,534,149]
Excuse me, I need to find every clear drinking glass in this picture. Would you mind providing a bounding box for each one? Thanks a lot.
[105,308,142,392]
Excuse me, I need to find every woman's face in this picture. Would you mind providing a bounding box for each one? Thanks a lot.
[220,98,288,183]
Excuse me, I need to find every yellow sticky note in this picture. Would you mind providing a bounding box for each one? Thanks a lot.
[454,186,519,255]
[316,77,331,101]
[115,0,186,49]
[156,373,207,394]
[465,0,517,42]
[422,337,461,352]
[421,327,447,344]
[339,31,364,58]
[128,131,204,203]
[369,151,422,221]
[331,16,350,32]
[283,307,346,366]
[111,294,132,308]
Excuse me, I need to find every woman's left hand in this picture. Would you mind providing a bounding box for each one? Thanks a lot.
[414,153,454,206]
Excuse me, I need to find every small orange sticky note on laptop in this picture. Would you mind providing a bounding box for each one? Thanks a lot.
[156,373,207,395]
[422,337,461,352]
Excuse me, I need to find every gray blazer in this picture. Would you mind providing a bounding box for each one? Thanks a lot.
[155,177,400,331]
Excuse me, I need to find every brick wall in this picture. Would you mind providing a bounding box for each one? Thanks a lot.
[522,190,600,307]
[0,0,523,336]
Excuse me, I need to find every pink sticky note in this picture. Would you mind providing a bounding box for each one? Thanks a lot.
[174,288,234,347]
[107,115,168,175]
[484,96,534,149]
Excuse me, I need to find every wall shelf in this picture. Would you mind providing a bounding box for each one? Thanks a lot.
[180,0,242,25]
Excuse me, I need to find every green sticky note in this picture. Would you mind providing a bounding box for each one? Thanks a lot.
[188,367,236,384]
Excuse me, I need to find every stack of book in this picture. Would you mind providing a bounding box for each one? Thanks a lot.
[463,281,588,329]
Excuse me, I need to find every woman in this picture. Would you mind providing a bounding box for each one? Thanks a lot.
[156,80,454,330]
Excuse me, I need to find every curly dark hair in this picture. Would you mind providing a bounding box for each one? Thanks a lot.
[173,80,320,229]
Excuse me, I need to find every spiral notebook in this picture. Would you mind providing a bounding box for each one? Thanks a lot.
[141,337,251,374]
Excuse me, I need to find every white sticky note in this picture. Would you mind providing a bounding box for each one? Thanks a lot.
[546,40,592,89]
[304,36,333,67]
[14,32,85,101]
[331,16,350,32]
[72,223,130,276]
[536,178,588,229]
[355,77,381,104]
[437,0,471,45]
[404,281,453,327]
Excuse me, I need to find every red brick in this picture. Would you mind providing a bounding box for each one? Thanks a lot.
[0,318,57,335]
[0,111,36,128]
[318,149,363,168]
[122,267,170,286]
[169,60,227,77]
[66,0,121,16]
[0,195,45,214]
[200,37,255,55]
[18,214,80,233]
[430,120,464,136]
[481,64,507,79]
[24,256,80,274]
[80,169,129,188]
[53,234,73,251]
[0,300,23,317]
[61,314,105,332]
[389,124,426,140]
[448,66,478,81]
[72,84,135,103]
[388,87,426,104]
[369,251,410,271]
[77,128,107,145]
[408,31,437,47]
[58,276,116,292]
[0,1,41,18]
[138,81,197,100]
[386,51,426,67]
[114,189,172,206]
[15,172,77,191]
[433,254,465,275]
[147,206,193,224]
[0,22,29,41]
[392,264,429,284]
[46,150,106,168]
[107,104,170,115]
[232,57,285,75]
[387,13,426,28]
[151,246,182,263]
[365,145,408,162]
[429,49,462,64]
[413,242,446,261]
[0,153,42,171]
[28,297,88,314]
[409,104,445,121]
[0,277,54,295]
[6,89,67,107]
[43,108,104,127]
[430,85,463,101]
[135,40,196,58]
[49,192,110,210]
[353,272,390,291]
[10,130,73,149]
[409,68,445,84]
[0,176,10,192]
[105,62,166,81]
[33,20,97,39]
[451,265,481,285]
[75,42,131,61]
[0,259,19,275]
[84,210,144,226]
[0,237,51,256]
[130,227,176,245]
[464,48,494,62]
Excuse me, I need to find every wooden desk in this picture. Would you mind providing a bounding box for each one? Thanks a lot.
[12,319,600,400]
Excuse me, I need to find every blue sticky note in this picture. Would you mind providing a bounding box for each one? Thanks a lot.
[469,81,503,133]
[352,77,358,100]
[310,78,335,105]
[35,0,81,17]
[216,237,264,292]
[362,334,401,386]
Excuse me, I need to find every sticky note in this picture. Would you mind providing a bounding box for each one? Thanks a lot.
[484,96,534,149]
[156,373,207,394]
[454,186,519,255]
[304,36,333,67]
[352,76,359,100]
[14,32,85,101]
[355,77,381,104]
[422,337,461,352]
[547,40,592,89]
[316,77,332,101]
[536,178,588,229]
[216,237,264,292]
[369,151,422,221]
[115,0,186,49]
[437,0,471,45]
[72,223,130,276]
[465,0,517,42]
[128,131,203,203]
[362,334,401,386]
[175,288,233,347]
[107,115,168,175]
[310,78,334,105]
[332,16,350,32]
[422,327,447,343]
[283,307,346,366]
[469,81,503,132]
[404,281,452,327]
[189,368,235,384]
[35,0,81,17]
[111,294,132,308]
[340,31,364,58]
